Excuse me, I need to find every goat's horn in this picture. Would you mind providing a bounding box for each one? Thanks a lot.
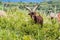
[33,5,38,12]
[25,6,32,12]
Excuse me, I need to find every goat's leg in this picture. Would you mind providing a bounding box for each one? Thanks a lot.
[35,21,37,24]
[40,22,43,28]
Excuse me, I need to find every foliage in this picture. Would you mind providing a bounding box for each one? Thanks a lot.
[0,1,60,40]
[0,8,60,40]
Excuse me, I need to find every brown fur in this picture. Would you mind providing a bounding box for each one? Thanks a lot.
[25,5,43,27]
[29,12,43,27]
[56,13,60,22]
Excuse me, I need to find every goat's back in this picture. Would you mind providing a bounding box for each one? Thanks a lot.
[34,15,43,24]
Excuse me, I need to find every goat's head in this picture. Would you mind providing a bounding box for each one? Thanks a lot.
[25,5,38,17]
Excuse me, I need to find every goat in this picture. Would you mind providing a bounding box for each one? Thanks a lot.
[25,5,43,27]
[0,10,7,17]
[50,13,55,19]
[49,10,55,20]
[49,12,60,23]
[55,12,60,22]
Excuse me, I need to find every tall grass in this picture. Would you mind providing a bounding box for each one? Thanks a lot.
[0,8,60,40]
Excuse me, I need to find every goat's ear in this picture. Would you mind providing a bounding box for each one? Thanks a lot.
[25,6,31,12]
[33,5,38,12]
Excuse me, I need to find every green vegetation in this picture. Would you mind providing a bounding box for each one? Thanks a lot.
[0,1,60,40]
[0,9,60,40]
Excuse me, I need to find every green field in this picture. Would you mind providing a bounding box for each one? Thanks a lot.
[0,1,60,40]
[0,8,60,40]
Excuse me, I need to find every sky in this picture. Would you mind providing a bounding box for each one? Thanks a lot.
[2,0,44,2]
